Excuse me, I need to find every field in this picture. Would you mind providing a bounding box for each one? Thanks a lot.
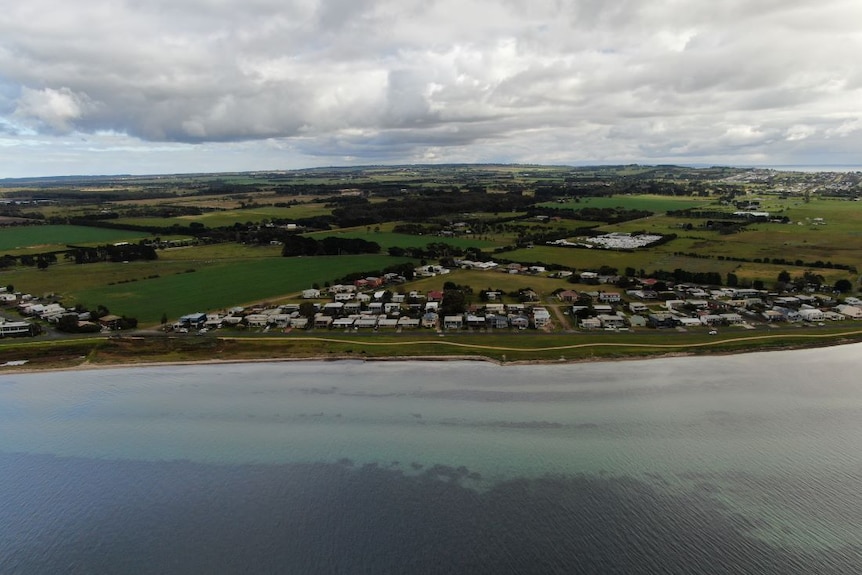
[543,195,713,213]
[306,227,502,249]
[113,203,333,228]
[2,165,861,344]
[72,254,413,325]
[0,225,151,253]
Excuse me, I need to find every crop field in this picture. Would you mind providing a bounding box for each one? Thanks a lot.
[0,225,151,253]
[71,254,414,325]
[543,195,712,213]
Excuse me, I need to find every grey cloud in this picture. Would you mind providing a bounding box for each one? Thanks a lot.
[0,0,861,174]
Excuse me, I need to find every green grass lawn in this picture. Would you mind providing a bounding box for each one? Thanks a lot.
[0,225,151,253]
[73,254,414,325]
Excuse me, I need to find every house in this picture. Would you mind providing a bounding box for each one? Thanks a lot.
[427,290,445,302]
[421,312,439,328]
[343,302,362,314]
[377,318,399,329]
[486,314,510,329]
[466,314,486,328]
[598,291,621,303]
[355,293,372,303]
[558,290,580,303]
[384,302,402,315]
[179,313,207,329]
[334,292,354,302]
[532,307,552,328]
[629,315,646,327]
[799,308,825,322]
[329,284,355,294]
[302,289,321,299]
[333,317,356,329]
[699,314,723,326]
[762,310,785,322]
[323,302,345,315]
[580,317,602,330]
[397,317,420,329]
[485,303,505,314]
[837,304,862,319]
[99,314,124,330]
[598,314,626,328]
[509,315,530,329]
[580,271,598,283]
[268,314,293,328]
[314,315,334,329]
[290,317,309,329]
[443,315,464,330]
[0,320,34,337]
[648,313,677,329]
[245,314,269,327]
[354,317,378,329]
[774,307,801,322]
[629,302,649,314]
[719,313,744,324]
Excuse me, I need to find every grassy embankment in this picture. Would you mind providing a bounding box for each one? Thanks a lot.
[3,327,862,371]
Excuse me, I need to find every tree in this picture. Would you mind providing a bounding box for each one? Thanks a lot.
[726,272,739,287]
[161,313,168,326]
[777,270,791,283]
[299,302,317,319]
[834,279,853,293]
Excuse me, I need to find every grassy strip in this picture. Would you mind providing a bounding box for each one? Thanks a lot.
[3,328,861,371]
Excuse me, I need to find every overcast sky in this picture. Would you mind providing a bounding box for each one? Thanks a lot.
[2,0,861,177]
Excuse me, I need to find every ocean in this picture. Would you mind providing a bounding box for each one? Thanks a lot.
[1,346,860,573]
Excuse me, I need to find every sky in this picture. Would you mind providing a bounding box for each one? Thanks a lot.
[2,0,862,178]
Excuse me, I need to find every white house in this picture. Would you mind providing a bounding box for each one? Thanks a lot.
[799,308,825,322]
[302,289,321,299]
[598,292,621,303]
[532,307,552,328]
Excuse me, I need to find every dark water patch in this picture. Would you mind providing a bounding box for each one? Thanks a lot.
[1,452,858,575]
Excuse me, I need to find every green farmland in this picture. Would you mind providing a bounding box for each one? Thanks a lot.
[72,254,414,325]
[0,225,151,253]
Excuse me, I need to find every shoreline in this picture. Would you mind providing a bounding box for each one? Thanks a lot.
[4,331,860,374]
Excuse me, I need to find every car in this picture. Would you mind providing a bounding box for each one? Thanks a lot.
[708,330,718,335]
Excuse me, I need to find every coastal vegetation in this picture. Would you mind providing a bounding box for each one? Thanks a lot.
[1,164,862,367]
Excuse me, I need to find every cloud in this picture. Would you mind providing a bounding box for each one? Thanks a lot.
[1,0,862,175]
[13,87,96,134]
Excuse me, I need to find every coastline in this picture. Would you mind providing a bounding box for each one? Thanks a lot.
[4,329,862,374]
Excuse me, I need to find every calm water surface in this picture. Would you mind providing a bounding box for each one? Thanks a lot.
[1,345,860,573]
